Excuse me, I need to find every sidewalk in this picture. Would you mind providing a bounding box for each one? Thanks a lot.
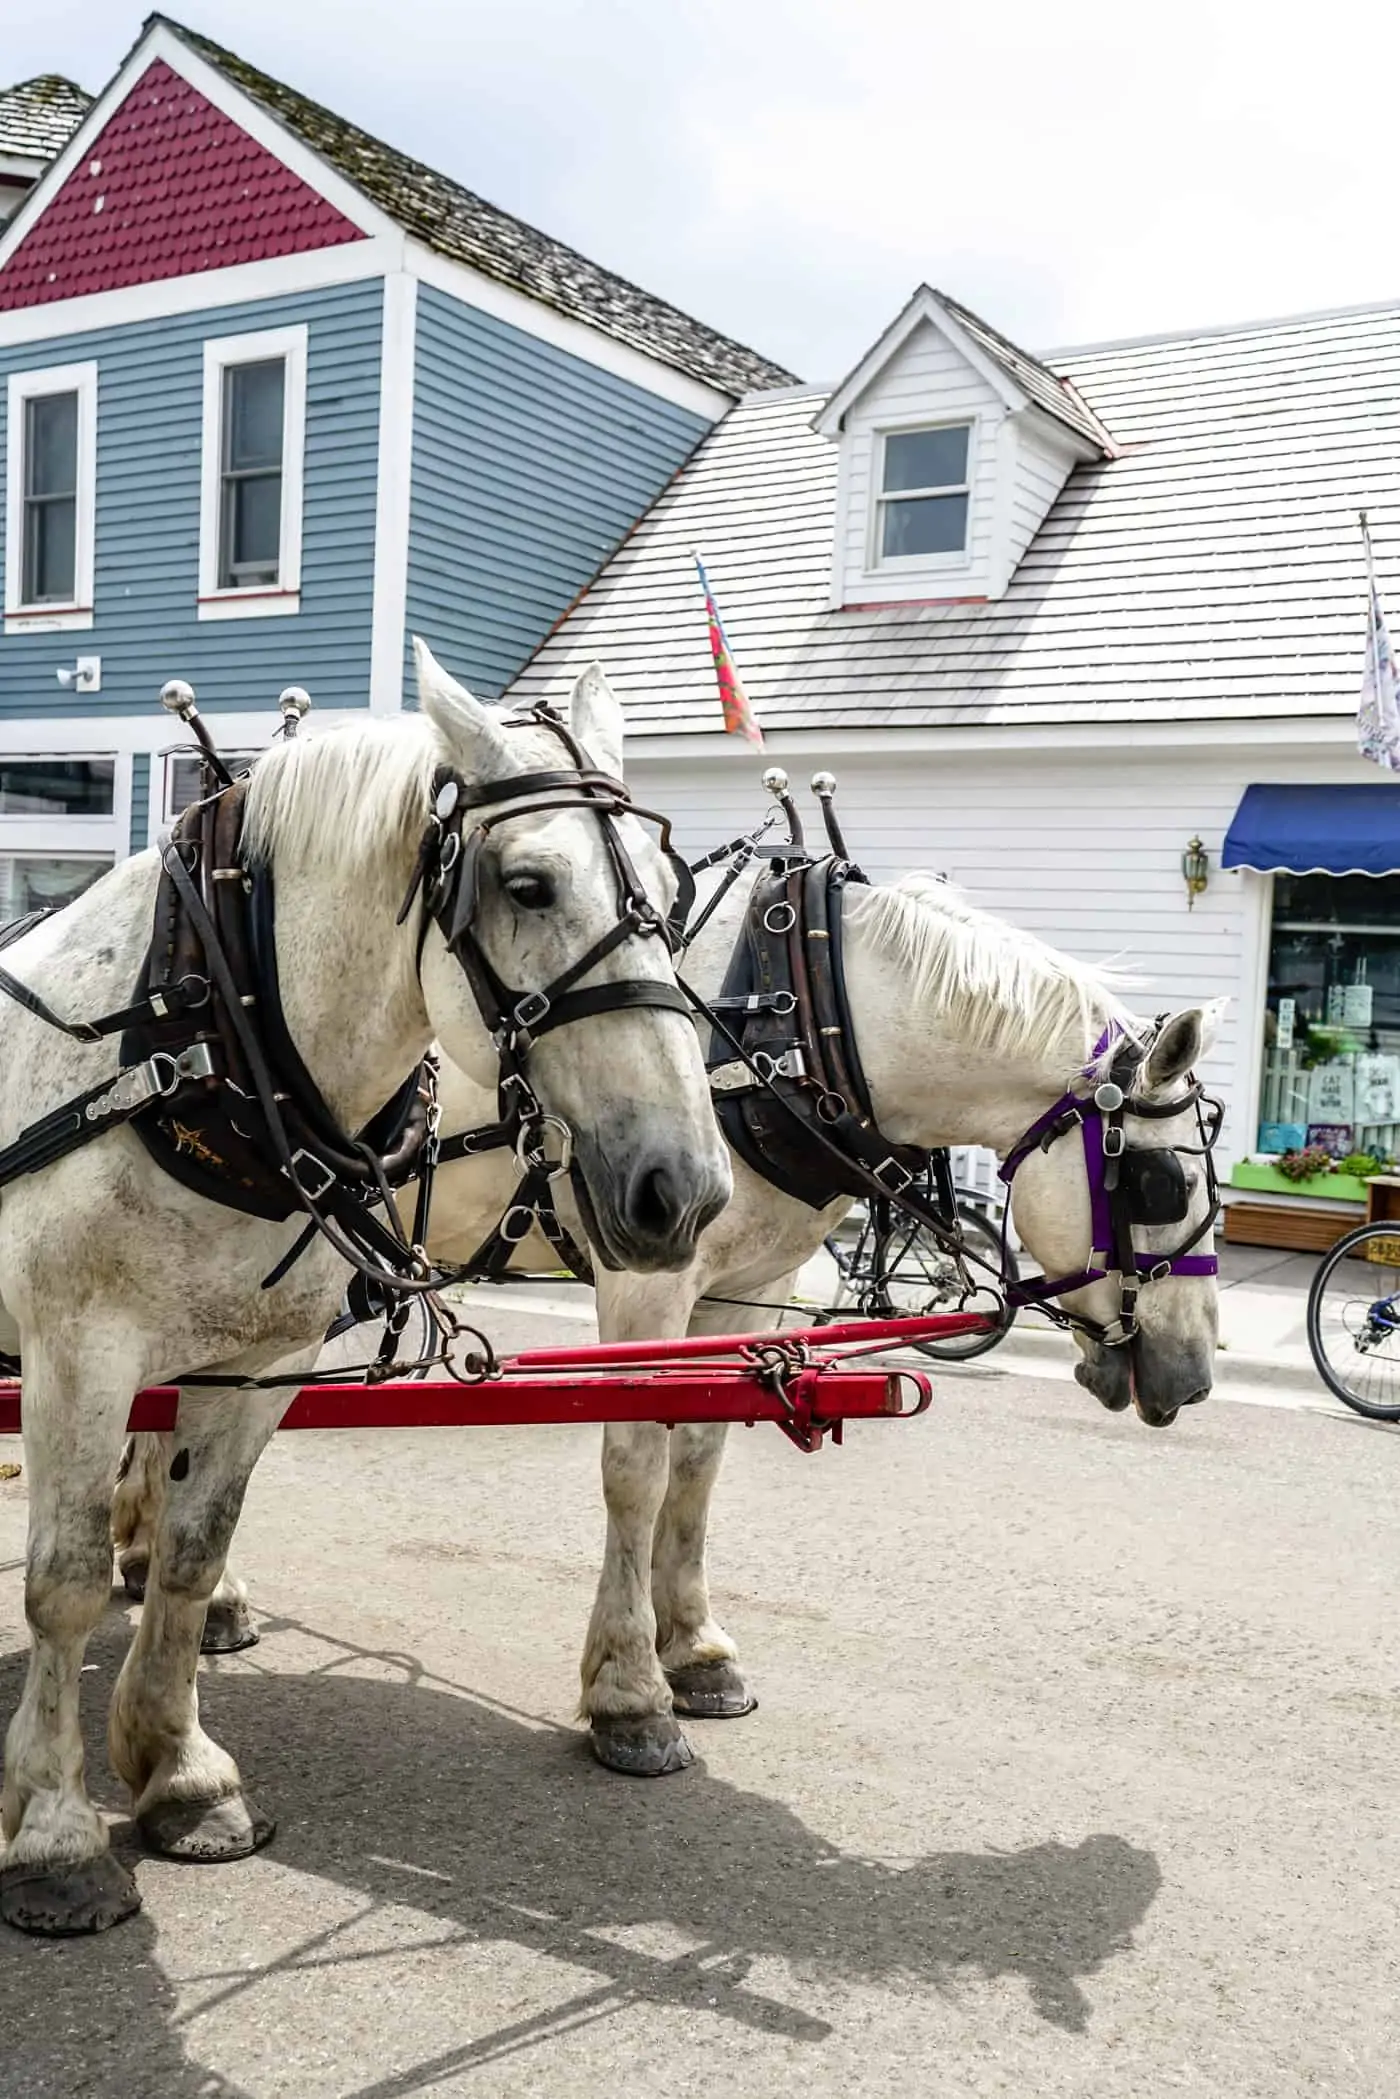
[789,1240,1324,1396]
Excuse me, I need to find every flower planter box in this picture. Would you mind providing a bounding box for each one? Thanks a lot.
[1230,1161,1368,1204]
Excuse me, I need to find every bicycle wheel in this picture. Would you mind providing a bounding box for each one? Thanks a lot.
[1307,1221,1400,1421]
[879,1205,1017,1362]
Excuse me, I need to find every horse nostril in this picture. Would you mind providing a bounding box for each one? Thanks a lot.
[626,1162,683,1241]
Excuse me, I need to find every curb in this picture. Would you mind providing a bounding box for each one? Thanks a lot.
[989,1318,1320,1394]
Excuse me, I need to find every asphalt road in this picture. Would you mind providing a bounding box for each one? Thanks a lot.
[1,1314,1399,2098]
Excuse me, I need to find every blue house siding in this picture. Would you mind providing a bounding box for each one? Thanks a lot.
[128,752,150,851]
[405,286,710,698]
[0,278,382,718]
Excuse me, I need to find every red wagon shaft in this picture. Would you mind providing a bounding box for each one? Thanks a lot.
[0,1312,991,1453]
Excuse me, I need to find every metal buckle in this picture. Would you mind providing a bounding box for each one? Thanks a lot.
[283,1148,338,1203]
[501,1204,537,1244]
[513,989,551,1032]
[873,1156,914,1193]
[1102,1126,1126,1158]
[754,1047,806,1082]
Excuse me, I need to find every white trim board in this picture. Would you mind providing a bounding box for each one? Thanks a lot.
[368,271,417,713]
[614,712,1373,762]
[3,359,98,633]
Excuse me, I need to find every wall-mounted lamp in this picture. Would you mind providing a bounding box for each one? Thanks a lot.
[1181,836,1209,909]
[55,655,101,694]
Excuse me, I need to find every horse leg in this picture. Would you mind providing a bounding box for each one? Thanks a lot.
[111,1432,168,1599]
[1,1347,148,1936]
[108,1377,294,1862]
[113,1434,256,1653]
[652,1280,795,1722]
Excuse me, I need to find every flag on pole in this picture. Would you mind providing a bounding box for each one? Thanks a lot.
[694,553,764,748]
[1358,513,1400,773]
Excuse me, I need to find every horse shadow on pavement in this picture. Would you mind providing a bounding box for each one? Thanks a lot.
[0,1613,1162,2096]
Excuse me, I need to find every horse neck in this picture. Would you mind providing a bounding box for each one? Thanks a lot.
[837,897,1099,1155]
[263,836,430,1134]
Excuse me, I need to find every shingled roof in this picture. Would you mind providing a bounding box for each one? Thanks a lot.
[511,298,1400,735]
[146,16,796,398]
[0,76,91,165]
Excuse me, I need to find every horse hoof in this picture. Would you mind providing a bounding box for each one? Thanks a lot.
[200,1599,260,1654]
[138,1790,276,1862]
[0,1851,141,1936]
[666,1660,757,1719]
[120,1557,148,1602]
[589,1713,695,1777]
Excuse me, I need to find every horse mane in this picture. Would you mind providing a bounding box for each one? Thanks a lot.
[242,715,443,879]
[845,872,1139,1073]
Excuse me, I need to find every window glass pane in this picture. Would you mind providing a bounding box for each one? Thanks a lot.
[25,496,76,603]
[0,856,111,920]
[166,752,258,815]
[24,393,77,498]
[222,474,282,586]
[880,492,968,559]
[224,361,285,473]
[1257,872,1400,1161]
[0,759,114,816]
[882,426,969,493]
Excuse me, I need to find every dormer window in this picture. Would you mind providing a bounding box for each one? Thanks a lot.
[874,423,971,564]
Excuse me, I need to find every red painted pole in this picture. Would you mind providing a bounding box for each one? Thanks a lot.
[0,1366,925,1437]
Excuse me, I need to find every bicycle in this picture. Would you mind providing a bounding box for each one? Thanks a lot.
[821,1167,1018,1363]
[1307,1219,1400,1421]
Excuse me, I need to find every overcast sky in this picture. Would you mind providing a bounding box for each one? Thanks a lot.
[10,0,1400,382]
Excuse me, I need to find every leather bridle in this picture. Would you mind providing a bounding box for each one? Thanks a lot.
[404,703,698,1279]
[998,1022,1223,1348]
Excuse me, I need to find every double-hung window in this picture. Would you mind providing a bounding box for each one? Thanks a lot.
[873,423,972,565]
[4,363,98,632]
[199,326,307,619]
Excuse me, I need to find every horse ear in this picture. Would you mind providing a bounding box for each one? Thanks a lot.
[413,639,511,777]
[567,662,624,778]
[1142,1002,1224,1091]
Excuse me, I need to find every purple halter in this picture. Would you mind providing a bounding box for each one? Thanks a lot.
[998,1023,1220,1348]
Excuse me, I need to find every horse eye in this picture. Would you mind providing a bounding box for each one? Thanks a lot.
[504,871,555,911]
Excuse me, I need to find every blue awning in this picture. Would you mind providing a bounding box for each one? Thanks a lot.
[1222,783,1400,876]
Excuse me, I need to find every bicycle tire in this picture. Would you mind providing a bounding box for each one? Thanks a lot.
[877,1205,1017,1362]
[1306,1221,1400,1421]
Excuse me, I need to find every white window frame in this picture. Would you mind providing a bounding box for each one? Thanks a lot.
[4,361,98,633]
[868,417,976,574]
[198,325,307,621]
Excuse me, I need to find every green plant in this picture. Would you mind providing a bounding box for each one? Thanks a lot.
[1278,1145,1334,1182]
[1340,1151,1390,1180]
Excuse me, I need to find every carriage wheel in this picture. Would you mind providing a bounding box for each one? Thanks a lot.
[876,1206,1017,1362]
[1306,1222,1400,1421]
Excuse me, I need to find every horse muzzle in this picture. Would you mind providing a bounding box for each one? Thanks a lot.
[570,1122,730,1273]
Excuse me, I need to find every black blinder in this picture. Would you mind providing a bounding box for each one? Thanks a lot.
[1118,1145,1189,1226]
[445,831,485,953]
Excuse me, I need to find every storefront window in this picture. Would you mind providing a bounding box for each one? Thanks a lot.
[0,855,111,919]
[1258,873,1400,1168]
[0,759,114,817]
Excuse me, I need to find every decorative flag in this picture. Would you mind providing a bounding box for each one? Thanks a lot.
[1358,513,1400,772]
[695,553,764,748]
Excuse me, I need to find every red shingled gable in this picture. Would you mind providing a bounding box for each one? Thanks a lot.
[0,58,366,311]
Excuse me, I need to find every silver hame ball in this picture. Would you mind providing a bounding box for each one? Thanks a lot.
[811,770,837,796]
[159,678,196,715]
[761,766,790,796]
[278,686,312,717]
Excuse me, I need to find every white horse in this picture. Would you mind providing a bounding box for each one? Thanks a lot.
[415,864,1223,1773]
[0,645,729,1936]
